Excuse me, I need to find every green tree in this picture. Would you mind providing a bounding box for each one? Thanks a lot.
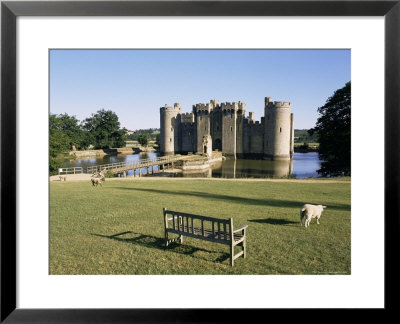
[83,109,126,149]
[138,133,150,147]
[49,115,71,175]
[310,82,351,177]
[56,113,88,150]
[155,133,161,150]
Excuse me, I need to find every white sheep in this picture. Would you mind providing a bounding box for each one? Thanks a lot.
[91,173,105,187]
[300,204,327,228]
[59,175,67,181]
[91,178,103,186]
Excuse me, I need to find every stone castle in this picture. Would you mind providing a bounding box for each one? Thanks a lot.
[160,97,294,160]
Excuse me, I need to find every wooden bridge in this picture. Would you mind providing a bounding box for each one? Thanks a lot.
[85,154,202,177]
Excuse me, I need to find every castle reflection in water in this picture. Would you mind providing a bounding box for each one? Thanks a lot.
[179,158,292,179]
[178,152,321,179]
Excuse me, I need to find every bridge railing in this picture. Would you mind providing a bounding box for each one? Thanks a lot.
[58,167,83,175]
[86,155,179,174]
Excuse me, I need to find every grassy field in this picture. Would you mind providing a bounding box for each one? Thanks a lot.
[50,178,351,275]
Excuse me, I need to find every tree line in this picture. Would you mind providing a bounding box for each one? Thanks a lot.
[125,128,161,148]
[310,81,351,177]
[50,109,126,175]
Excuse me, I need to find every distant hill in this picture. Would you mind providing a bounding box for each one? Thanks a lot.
[294,129,318,144]
[125,128,160,141]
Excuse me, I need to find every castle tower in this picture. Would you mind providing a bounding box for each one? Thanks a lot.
[160,103,182,155]
[193,100,217,153]
[235,101,246,158]
[263,97,294,160]
[221,102,238,157]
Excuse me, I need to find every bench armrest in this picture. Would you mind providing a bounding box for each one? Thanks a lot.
[233,225,248,233]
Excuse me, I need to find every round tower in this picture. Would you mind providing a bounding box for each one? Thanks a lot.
[160,104,180,155]
[264,98,293,160]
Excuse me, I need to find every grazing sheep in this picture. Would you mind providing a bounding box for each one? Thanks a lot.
[91,173,105,187]
[91,178,103,186]
[300,204,327,228]
[59,175,67,181]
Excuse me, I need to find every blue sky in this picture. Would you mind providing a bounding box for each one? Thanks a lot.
[50,49,350,130]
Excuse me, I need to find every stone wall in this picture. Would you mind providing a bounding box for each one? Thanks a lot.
[181,122,195,153]
[243,120,264,156]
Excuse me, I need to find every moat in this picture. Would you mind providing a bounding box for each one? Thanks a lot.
[63,152,321,179]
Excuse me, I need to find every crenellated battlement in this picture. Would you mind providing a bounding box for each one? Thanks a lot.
[220,102,237,112]
[160,104,182,113]
[210,99,219,106]
[181,112,194,123]
[192,99,220,113]
[273,101,291,108]
[265,97,291,109]
[244,118,263,128]
[220,101,246,112]
[193,103,212,113]
[238,101,246,111]
[247,112,255,121]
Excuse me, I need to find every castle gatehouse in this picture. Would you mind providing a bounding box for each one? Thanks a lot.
[160,97,294,160]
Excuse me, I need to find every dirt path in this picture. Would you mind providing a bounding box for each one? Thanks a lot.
[50,173,350,184]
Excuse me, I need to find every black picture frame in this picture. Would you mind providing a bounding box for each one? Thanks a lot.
[1,0,399,322]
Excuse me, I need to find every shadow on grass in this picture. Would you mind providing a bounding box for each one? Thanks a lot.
[90,231,230,264]
[249,218,299,226]
[115,187,350,211]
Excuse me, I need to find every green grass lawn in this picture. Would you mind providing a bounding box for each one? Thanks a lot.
[50,179,351,275]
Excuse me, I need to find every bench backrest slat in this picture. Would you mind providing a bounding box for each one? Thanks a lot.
[224,223,227,241]
[164,208,233,243]
[165,209,230,224]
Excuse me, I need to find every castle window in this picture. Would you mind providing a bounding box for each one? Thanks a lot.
[205,127,207,131]
[170,138,172,142]
[171,127,173,132]
[280,127,282,133]
[230,126,233,132]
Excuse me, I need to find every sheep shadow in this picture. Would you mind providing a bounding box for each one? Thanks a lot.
[90,231,230,262]
[249,218,299,226]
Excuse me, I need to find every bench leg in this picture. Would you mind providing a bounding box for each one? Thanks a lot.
[242,239,246,259]
[230,244,234,267]
[165,232,169,247]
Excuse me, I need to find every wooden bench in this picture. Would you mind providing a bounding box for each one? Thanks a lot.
[163,208,248,266]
